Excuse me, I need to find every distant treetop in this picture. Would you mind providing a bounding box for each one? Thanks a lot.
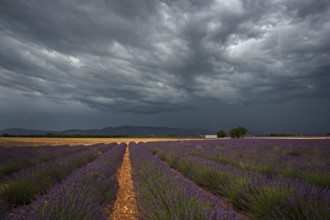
[229,126,248,138]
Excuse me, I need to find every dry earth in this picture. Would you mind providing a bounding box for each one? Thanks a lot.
[109,146,138,220]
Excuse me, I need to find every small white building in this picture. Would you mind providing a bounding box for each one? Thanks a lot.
[205,135,217,139]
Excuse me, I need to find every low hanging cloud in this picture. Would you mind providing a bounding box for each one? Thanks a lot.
[0,0,329,114]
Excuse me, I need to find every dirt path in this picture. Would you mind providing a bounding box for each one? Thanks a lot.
[109,146,138,220]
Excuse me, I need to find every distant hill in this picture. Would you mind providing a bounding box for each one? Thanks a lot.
[0,128,52,135]
[0,126,211,137]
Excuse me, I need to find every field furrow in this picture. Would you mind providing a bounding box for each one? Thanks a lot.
[110,145,138,220]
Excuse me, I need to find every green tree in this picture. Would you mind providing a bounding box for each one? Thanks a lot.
[229,126,248,138]
[217,130,227,138]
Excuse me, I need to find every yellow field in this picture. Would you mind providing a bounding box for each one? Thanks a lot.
[0,137,199,147]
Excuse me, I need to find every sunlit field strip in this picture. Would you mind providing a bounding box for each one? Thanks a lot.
[1,137,329,147]
[141,139,330,219]
[0,137,202,147]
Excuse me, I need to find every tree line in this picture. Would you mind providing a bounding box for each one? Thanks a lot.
[217,126,248,138]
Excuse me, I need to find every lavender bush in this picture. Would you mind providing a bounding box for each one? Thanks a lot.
[130,142,237,220]
[0,143,115,217]
[145,139,330,187]
[6,143,126,220]
[0,145,87,178]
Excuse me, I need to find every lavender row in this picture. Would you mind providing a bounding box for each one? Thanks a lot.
[130,142,238,220]
[143,141,330,219]
[7,143,126,220]
[0,143,115,217]
[0,143,113,185]
[0,145,88,179]
[194,139,330,187]
[147,139,330,187]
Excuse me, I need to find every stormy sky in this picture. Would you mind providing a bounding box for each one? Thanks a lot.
[0,0,330,134]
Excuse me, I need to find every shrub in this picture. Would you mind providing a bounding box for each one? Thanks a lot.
[217,130,227,138]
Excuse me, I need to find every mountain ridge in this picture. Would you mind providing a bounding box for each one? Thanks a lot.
[0,126,212,136]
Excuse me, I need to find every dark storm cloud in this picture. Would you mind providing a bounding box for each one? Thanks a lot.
[0,0,330,114]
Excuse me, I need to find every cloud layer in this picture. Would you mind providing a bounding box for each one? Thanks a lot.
[1,0,330,115]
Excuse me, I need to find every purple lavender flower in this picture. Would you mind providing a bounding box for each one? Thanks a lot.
[141,139,330,219]
[6,143,126,220]
[130,142,236,219]
[0,143,116,217]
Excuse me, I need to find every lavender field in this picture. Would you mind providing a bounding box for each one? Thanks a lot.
[0,143,125,219]
[0,139,329,219]
[140,138,330,219]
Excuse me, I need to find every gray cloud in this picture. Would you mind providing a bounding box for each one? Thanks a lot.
[0,0,330,132]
